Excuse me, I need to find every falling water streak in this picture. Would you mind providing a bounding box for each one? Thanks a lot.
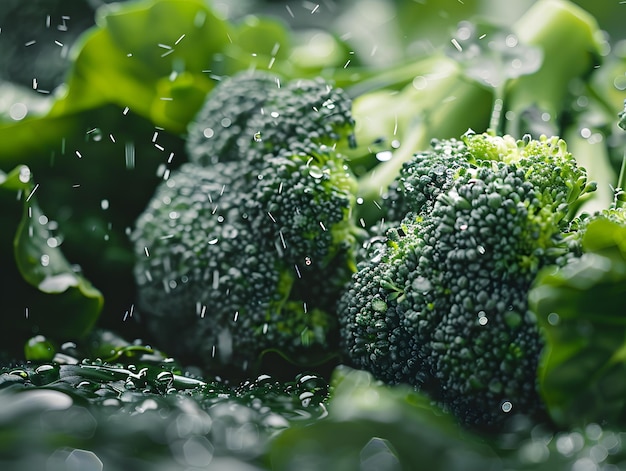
[125,142,135,169]
[25,184,39,202]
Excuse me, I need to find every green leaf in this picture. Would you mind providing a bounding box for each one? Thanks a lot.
[530,217,626,428]
[0,165,102,353]
[270,366,501,471]
[50,0,229,133]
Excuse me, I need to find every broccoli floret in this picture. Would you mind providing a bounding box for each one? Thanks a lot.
[186,71,356,166]
[383,137,473,223]
[337,132,595,430]
[132,72,361,375]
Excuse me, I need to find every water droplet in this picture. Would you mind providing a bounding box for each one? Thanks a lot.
[547,312,560,326]
[477,245,486,254]
[501,401,513,413]
[208,237,219,245]
[459,224,468,230]
[614,75,626,91]
[221,118,231,128]
[223,225,238,239]
[9,103,28,121]
[40,254,50,267]
[101,199,109,210]
[375,150,393,161]
[156,371,174,387]
[9,369,28,379]
[38,273,79,293]
[203,127,214,138]
[61,341,77,351]
[18,165,31,183]
[65,449,103,471]
[34,363,59,384]
[412,75,428,90]
[322,99,335,109]
[253,131,262,142]
[299,391,314,407]
[308,165,324,178]
[304,256,312,266]
[87,127,103,142]
[505,34,518,48]
[412,276,432,292]
[270,110,280,118]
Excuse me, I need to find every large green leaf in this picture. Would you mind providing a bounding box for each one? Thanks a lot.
[530,217,626,428]
[0,165,102,353]
[50,0,229,133]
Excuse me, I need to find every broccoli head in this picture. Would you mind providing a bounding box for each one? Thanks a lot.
[132,72,361,375]
[338,132,595,430]
[186,71,356,166]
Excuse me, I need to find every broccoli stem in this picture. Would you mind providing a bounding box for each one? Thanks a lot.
[355,59,493,225]
[505,0,602,137]
[564,124,616,215]
[353,0,604,226]
[614,154,626,210]
[488,85,506,136]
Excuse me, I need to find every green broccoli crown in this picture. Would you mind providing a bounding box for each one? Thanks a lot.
[384,132,592,227]
[338,132,594,430]
[247,145,359,267]
[383,137,473,223]
[133,74,361,374]
[186,71,355,166]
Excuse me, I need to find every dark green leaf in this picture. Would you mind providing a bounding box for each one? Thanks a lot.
[270,366,501,471]
[531,217,626,428]
[0,166,102,353]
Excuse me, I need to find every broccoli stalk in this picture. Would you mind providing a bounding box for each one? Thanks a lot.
[353,0,603,227]
[505,0,603,137]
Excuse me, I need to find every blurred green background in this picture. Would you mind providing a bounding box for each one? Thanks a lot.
[1,0,623,91]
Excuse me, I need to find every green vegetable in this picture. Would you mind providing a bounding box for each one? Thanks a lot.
[337,132,595,430]
[131,71,363,375]
[271,366,502,471]
[1,0,625,468]
[531,208,626,428]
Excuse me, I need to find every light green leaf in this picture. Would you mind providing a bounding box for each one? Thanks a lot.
[50,0,229,133]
